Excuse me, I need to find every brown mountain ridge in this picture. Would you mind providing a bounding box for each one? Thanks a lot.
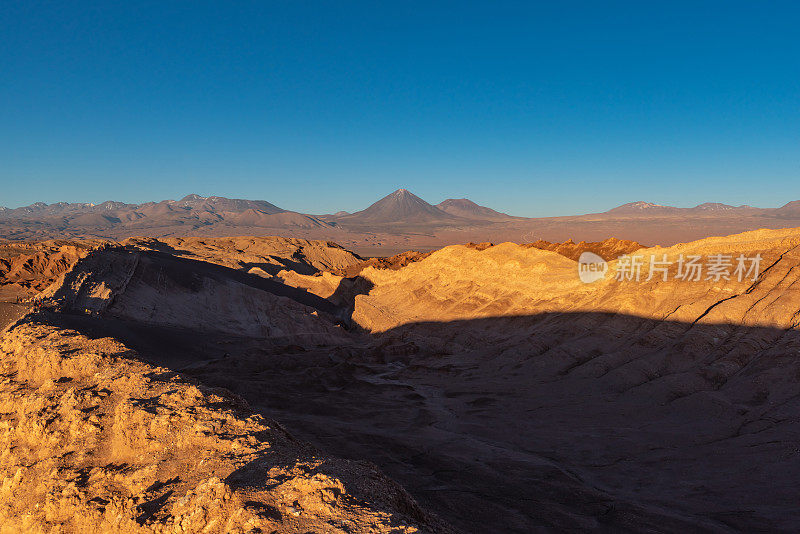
[5,190,800,256]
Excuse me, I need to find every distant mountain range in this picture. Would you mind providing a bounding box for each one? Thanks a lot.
[436,198,515,220]
[0,194,329,234]
[0,194,282,219]
[3,190,800,253]
[605,200,800,218]
[5,191,798,223]
[0,190,518,238]
[330,189,459,225]
[607,201,754,215]
[324,189,515,226]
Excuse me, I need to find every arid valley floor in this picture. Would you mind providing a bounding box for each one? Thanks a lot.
[2,226,800,533]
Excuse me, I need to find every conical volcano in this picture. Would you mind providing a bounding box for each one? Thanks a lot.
[338,189,457,224]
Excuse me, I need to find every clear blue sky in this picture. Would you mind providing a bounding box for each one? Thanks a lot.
[2,1,798,216]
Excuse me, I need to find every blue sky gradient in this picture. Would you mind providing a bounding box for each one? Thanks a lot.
[2,1,799,216]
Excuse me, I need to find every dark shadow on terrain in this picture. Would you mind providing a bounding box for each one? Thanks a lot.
[136,490,173,524]
[129,240,198,257]
[135,240,343,276]
[327,275,374,320]
[29,305,800,533]
[53,247,342,319]
[137,250,341,316]
[225,451,434,529]
[240,258,313,276]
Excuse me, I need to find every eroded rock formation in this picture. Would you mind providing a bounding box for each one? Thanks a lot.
[0,321,446,533]
[3,228,800,532]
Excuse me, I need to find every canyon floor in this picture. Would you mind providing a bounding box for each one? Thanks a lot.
[2,231,800,532]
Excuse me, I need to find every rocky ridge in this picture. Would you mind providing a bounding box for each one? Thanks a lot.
[0,319,447,533]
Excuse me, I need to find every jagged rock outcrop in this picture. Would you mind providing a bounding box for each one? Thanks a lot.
[328,251,433,278]
[0,240,105,300]
[0,320,448,533]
